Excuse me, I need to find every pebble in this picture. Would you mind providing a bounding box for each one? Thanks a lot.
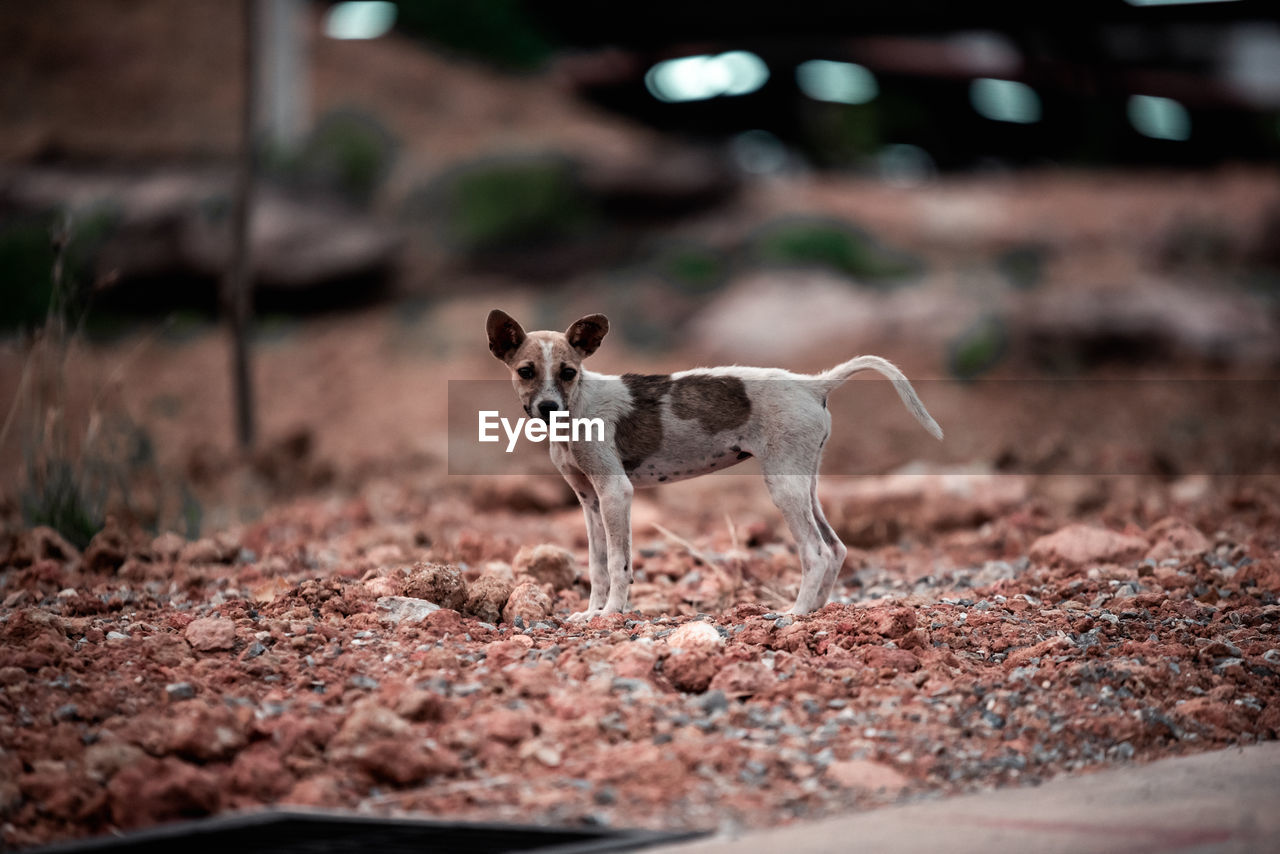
[694,690,729,714]
[165,682,196,701]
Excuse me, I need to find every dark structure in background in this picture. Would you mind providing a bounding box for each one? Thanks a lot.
[404,0,1280,170]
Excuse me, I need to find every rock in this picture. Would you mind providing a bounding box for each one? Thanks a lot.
[402,562,467,610]
[873,607,918,639]
[824,759,909,794]
[363,543,406,568]
[141,634,194,667]
[10,526,80,567]
[83,518,130,573]
[184,617,237,652]
[165,682,196,701]
[708,661,774,699]
[608,642,658,680]
[330,699,411,748]
[666,621,725,651]
[472,478,573,514]
[228,743,293,800]
[664,648,722,693]
[863,646,921,672]
[1174,696,1250,735]
[376,595,440,624]
[364,575,400,598]
[326,700,452,785]
[151,531,187,562]
[1144,517,1211,563]
[343,738,456,785]
[465,575,514,624]
[107,756,220,828]
[281,774,345,808]
[180,537,233,564]
[481,560,515,581]
[422,609,467,636]
[84,739,147,783]
[16,761,102,824]
[0,609,71,667]
[472,708,535,745]
[485,635,535,668]
[166,702,248,761]
[512,544,577,591]
[821,469,1029,547]
[1029,524,1148,570]
[394,690,447,723]
[502,578,552,624]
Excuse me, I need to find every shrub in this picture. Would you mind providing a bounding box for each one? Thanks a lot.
[651,242,727,295]
[948,315,1008,381]
[272,109,397,205]
[749,217,923,284]
[425,155,596,254]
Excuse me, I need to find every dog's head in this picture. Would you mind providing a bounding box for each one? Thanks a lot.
[486,310,609,422]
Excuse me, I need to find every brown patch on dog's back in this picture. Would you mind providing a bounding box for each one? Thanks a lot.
[616,374,671,472]
[670,375,751,433]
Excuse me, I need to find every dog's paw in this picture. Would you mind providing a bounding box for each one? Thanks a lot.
[566,609,600,624]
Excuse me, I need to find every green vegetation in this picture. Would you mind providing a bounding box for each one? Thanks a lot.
[750,218,923,284]
[652,243,727,294]
[278,110,397,205]
[20,457,106,550]
[0,206,120,333]
[7,212,198,547]
[948,315,1008,380]
[432,156,596,253]
[20,412,163,549]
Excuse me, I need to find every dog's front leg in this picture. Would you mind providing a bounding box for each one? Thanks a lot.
[593,473,634,615]
[560,469,610,622]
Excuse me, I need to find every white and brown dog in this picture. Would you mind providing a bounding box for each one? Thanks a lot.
[486,309,943,621]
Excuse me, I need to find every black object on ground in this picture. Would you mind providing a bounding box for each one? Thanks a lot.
[33,809,709,854]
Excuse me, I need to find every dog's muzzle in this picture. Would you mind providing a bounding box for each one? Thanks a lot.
[535,400,561,423]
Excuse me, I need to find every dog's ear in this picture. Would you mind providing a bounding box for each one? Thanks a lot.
[565,314,609,358]
[486,309,527,362]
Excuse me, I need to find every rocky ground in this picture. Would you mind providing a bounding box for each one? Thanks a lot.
[4,4,1280,848]
[1,468,1278,849]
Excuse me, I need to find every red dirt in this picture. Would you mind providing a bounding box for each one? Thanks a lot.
[1,467,1277,847]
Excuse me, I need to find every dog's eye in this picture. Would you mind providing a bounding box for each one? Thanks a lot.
[516,366,535,380]
[559,367,577,381]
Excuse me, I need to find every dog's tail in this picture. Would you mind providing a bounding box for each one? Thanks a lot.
[814,356,943,440]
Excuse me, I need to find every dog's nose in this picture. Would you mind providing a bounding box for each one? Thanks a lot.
[536,401,559,422]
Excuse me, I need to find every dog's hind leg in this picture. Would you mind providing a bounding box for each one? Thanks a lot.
[763,466,836,615]
[811,479,847,603]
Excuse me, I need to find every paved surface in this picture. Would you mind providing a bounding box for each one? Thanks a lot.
[652,742,1280,854]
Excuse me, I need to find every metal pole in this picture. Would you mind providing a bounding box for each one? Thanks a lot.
[226,0,258,451]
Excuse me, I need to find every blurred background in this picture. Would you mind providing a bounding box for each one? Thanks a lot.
[2,0,1279,542]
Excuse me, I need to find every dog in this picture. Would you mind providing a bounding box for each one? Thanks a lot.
[486,309,943,621]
